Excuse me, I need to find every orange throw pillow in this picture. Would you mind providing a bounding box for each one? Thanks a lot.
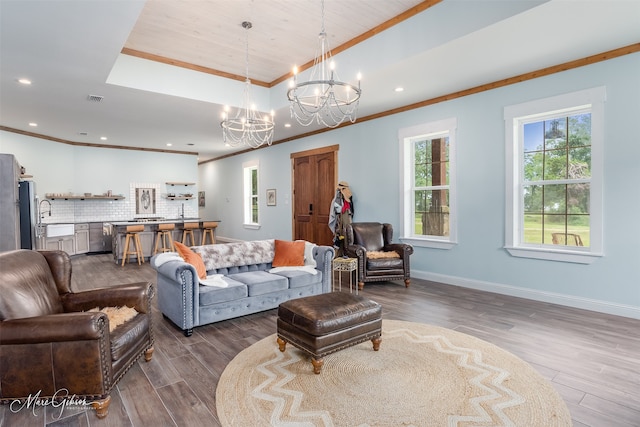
[174,241,207,279]
[272,240,305,267]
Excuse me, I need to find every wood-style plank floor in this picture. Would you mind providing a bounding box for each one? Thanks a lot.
[2,253,639,427]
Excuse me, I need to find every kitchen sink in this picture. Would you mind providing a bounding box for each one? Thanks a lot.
[46,223,74,237]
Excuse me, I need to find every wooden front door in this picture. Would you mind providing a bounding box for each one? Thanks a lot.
[291,145,338,246]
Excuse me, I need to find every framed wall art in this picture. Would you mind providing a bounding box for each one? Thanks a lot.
[266,189,276,206]
[135,187,156,215]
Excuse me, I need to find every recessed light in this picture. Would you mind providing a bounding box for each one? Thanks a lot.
[18,78,32,85]
[284,123,291,128]
[166,143,172,147]
[28,122,38,127]
[100,136,107,141]
[394,87,404,92]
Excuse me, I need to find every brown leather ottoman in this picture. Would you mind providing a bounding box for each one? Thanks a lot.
[276,292,382,374]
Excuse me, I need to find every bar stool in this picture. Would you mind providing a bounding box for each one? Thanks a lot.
[181,222,199,247]
[201,221,218,245]
[121,224,145,266]
[153,223,175,255]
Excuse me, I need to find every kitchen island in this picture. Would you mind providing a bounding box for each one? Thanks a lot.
[112,219,220,264]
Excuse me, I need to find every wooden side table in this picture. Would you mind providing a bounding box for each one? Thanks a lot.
[332,257,358,294]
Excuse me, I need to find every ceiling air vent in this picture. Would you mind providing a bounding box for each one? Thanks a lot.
[87,94,104,102]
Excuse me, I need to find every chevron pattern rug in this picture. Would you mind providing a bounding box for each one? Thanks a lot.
[216,319,571,426]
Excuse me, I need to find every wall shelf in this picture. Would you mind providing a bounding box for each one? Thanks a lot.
[166,182,195,186]
[165,182,195,200]
[45,194,124,200]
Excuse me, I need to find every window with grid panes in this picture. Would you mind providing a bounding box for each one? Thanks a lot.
[504,87,604,264]
[399,118,457,249]
[243,160,260,228]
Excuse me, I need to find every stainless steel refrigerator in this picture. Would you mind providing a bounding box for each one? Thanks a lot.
[19,180,37,249]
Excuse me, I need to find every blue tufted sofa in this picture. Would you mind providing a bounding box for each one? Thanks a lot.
[151,240,334,336]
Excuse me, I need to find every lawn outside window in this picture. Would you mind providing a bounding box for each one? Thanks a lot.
[504,87,605,264]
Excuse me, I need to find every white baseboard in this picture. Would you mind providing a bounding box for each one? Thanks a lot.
[412,269,640,320]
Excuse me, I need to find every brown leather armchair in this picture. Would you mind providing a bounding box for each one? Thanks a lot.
[345,222,414,290]
[0,250,154,418]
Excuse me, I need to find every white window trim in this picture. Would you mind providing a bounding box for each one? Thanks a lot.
[242,159,260,229]
[399,117,457,249]
[504,87,605,264]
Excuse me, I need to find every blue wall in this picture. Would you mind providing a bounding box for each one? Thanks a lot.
[199,53,640,318]
[0,132,197,197]
[2,53,636,318]
[0,132,198,221]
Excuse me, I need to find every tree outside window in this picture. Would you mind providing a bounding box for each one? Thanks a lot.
[414,137,450,237]
[399,117,457,249]
[523,114,591,247]
[504,86,604,264]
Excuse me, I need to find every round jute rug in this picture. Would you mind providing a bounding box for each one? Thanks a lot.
[216,319,571,426]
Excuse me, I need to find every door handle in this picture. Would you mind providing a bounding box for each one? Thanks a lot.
[309,203,313,215]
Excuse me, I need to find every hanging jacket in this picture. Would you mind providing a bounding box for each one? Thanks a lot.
[328,189,343,234]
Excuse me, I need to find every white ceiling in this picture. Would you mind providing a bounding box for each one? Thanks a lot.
[1,0,639,162]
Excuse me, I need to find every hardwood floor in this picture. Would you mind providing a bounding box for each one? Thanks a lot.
[2,253,639,426]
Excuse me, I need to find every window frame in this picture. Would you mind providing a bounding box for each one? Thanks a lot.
[399,117,457,249]
[242,159,260,229]
[504,87,605,264]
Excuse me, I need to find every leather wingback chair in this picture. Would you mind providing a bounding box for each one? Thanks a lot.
[345,222,414,290]
[0,250,154,418]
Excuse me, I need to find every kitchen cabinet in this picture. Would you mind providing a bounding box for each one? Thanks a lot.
[75,223,89,254]
[45,236,75,254]
[37,222,111,255]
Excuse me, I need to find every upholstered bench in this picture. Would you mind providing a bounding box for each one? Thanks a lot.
[276,292,382,374]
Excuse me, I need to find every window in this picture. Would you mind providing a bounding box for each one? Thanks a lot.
[399,118,457,249]
[243,160,260,228]
[505,87,605,263]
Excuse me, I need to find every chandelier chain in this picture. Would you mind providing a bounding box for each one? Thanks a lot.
[243,21,250,84]
[320,0,325,35]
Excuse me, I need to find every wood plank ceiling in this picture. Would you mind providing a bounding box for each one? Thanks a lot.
[123,0,428,85]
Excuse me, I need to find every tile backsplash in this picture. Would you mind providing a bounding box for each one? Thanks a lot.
[38,182,198,223]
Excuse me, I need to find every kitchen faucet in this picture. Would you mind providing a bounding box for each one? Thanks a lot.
[38,200,52,223]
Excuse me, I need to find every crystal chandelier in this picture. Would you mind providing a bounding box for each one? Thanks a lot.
[287,0,361,128]
[221,21,274,148]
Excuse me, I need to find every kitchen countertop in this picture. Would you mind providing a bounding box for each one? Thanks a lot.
[111,219,220,226]
[41,219,219,226]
